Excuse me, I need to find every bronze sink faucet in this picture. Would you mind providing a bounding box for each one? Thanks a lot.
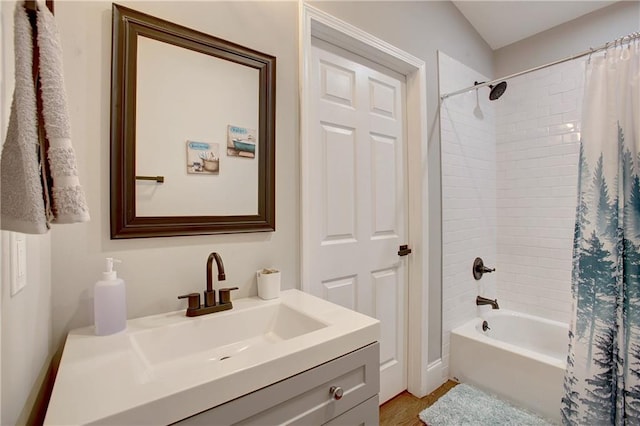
[178,252,238,317]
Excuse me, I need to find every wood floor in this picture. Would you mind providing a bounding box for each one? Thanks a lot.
[379,380,458,426]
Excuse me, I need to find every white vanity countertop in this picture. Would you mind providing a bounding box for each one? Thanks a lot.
[44,289,379,425]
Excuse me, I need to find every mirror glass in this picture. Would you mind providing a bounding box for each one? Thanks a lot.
[135,37,259,217]
[110,4,275,238]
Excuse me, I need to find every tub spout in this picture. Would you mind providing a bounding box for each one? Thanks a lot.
[476,296,499,309]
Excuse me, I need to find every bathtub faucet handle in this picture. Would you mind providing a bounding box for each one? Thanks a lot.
[473,257,495,280]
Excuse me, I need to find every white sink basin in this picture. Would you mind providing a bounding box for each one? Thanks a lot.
[44,289,379,425]
[131,303,327,367]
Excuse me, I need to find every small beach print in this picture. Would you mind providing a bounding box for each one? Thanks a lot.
[186,141,220,175]
[227,125,257,159]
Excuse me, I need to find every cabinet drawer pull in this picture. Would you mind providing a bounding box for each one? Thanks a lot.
[329,386,344,400]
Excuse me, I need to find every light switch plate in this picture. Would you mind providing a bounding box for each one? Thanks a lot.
[10,232,27,296]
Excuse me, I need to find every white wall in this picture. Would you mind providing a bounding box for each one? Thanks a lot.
[495,1,640,77]
[438,52,497,381]
[50,0,300,346]
[1,2,53,425]
[495,59,584,323]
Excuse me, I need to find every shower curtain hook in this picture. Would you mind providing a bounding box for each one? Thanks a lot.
[588,47,594,64]
[621,39,631,60]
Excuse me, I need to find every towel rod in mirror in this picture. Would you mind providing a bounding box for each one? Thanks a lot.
[135,176,165,183]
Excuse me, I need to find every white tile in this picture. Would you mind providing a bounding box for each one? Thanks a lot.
[550,100,577,115]
[440,53,584,372]
[538,114,563,127]
[548,79,577,95]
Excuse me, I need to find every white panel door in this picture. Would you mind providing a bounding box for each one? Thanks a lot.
[306,38,408,404]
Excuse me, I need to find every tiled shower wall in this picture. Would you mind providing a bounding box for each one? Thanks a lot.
[439,53,586,379]
[495,59,585,324]
[439,52,497,380]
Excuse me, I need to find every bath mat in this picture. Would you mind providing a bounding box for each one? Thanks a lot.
[418,383,553,426]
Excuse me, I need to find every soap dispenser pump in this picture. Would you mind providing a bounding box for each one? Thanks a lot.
[94,258,127,336]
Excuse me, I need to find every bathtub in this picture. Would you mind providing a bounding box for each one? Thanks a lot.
[450,310,568,423]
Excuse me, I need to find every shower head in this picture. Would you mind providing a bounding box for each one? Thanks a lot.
[489,81,507,100]
[474,80,508,101]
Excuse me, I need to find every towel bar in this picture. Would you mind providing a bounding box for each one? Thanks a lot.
[135,175,165,183]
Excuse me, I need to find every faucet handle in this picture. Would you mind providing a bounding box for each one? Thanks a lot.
[473,257,495,280]
[204,290,216,308]
[219,287,239,304]
[178,293,201,310]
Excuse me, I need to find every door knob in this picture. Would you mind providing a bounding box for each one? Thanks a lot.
[398,244,412,256]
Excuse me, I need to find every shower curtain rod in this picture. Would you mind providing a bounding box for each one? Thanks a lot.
[440,31,640,100]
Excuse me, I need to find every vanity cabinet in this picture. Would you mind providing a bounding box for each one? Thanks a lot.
[44,290,380,425]
[174,343,379,425]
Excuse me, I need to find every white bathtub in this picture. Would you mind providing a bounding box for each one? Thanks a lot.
[450,310,568,423]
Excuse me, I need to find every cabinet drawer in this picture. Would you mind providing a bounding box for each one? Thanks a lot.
[323,396,379,426]
[175,342,379,425]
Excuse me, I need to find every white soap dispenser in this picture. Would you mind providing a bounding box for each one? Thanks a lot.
[94,257,127,336]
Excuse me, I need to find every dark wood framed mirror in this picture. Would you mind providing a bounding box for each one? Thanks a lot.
[110,4,275,238]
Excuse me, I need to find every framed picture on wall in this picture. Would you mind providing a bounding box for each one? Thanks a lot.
[227,125,257,159]
[187,141,220,174]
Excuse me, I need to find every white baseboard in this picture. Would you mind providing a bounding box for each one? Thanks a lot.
[407,358,445,398]
[425,359,446,394]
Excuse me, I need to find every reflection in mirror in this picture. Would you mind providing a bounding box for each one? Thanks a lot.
[110,4,275,238]
[135,37,259,217]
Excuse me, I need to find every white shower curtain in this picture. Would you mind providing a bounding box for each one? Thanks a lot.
[562,39,640,425]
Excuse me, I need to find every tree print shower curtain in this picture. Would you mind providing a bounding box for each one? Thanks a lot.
[562,40,640,425]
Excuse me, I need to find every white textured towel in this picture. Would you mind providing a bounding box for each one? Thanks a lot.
[0,3,49,234]
[37,4,90,224]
